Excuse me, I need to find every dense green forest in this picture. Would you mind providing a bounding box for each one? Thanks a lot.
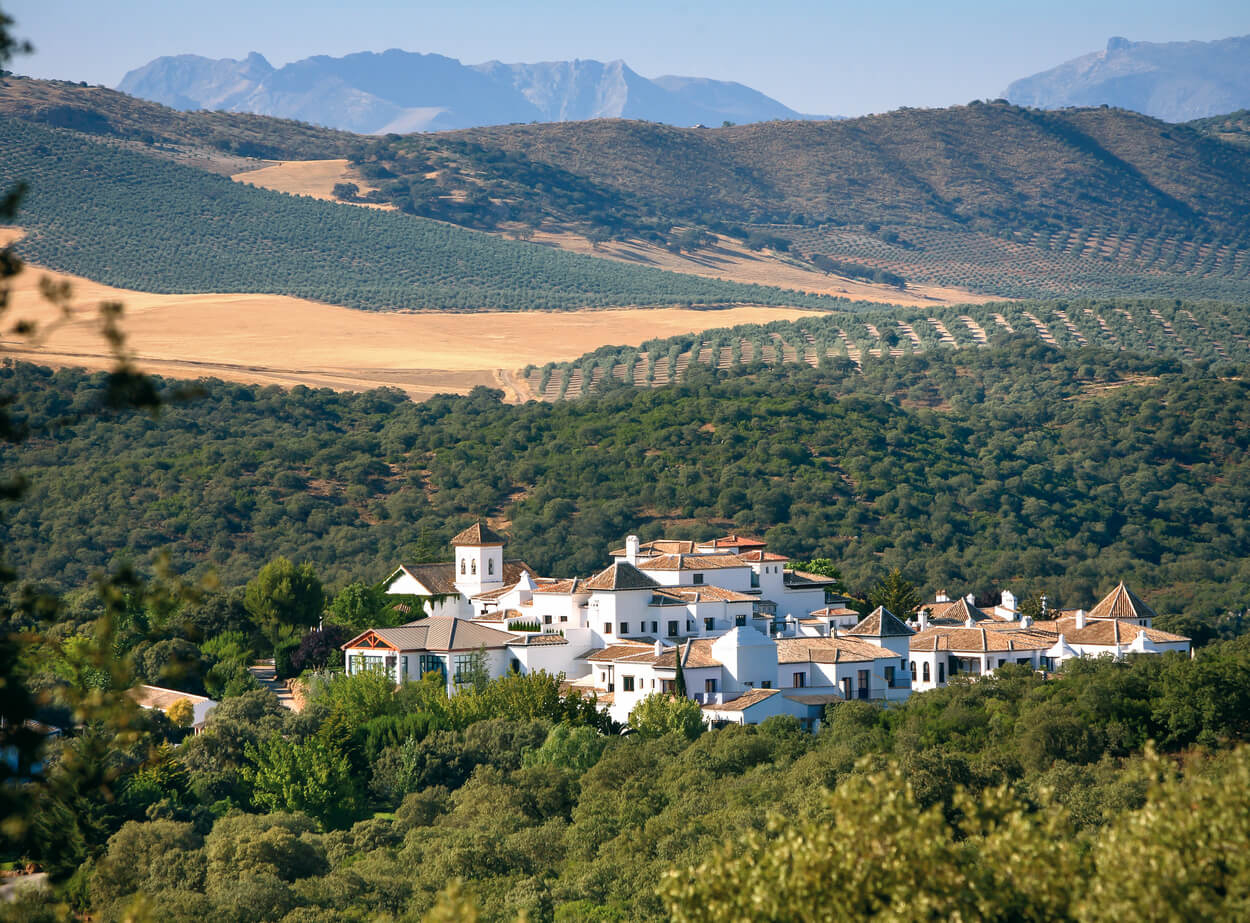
[3,334,1249,631]
[7,618,1250,920]
[523,297,1250,399]
[0,118,847,313]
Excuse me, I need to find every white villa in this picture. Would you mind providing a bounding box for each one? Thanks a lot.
[343,523,1192,727]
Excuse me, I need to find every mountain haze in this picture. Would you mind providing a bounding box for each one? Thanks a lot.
[117,49,817,132]
[1004,34,1250,122]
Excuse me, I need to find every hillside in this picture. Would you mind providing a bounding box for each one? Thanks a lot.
[0,117,849,313]
[2,338,1248,625]
[518,297,1250,400]
[1004,35,1250,122]
[117,49,816,133]
[1187,109,1250,148]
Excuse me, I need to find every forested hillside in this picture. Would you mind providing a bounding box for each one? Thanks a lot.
[3,336,1248,629]
[0,118,844,313]
[4,79,1250,300]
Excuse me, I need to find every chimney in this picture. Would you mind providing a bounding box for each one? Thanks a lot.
[918,610,929,630]
[936,589,949,603]
[1040,594,1048,617]
[1075,609,1086,630]
[965,592,975,605]
[1020,614,1033,629]
[654,639,663,657]
[626,535,639,564]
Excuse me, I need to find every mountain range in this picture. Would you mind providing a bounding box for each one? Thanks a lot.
[116,49,822,133]
[1005,34,1250,123]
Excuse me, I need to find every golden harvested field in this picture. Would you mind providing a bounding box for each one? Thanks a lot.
[521,229,995,307]
[0,232,816,402]
[231,159,393,209]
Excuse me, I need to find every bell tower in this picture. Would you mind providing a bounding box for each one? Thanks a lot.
[451,521,506,597]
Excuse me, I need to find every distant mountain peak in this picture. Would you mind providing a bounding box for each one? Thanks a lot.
[1004,33,1250,123]
[117,49,825,133]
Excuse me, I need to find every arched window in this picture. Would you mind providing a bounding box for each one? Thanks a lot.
[471,560,476,575]
[910,661,916,681]
[488,559,494,575]
[922,662,931,682]
[460,559,466,575]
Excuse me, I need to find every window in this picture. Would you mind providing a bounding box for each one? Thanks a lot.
[668,621,679,637]
[900,659,907,670]
[453,654,477,684]
[793,672,806,688]
[704,617,714,631]
[735,613,747,627]
[923,662,931,682]
[1017,657,1031,666]
[885,666,896,688]
[488,559,494,575]
[651,621,658,633]
[938,662,945,683]
[543,615,552,624]
[705,678,717,693]
[841,678,852,699]
[622,676,635,692]
[471,560,476,575]
[460,559,466,575]
[603,622,612,634]
[751,572,760,588]
[661,679,676,694]
[857,670,869,698]
[418,654,444,678]
[761,680,772,689]
[620,622,629,634]
[910,660,917,681]
[560,615,568,623]
[693,573,704,585]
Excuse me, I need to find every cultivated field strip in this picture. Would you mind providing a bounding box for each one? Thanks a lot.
[521,299,1250,401]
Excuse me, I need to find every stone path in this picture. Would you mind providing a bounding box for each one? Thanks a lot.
[248,659,301,711]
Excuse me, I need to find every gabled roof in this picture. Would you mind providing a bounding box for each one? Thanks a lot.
[342,616,518,653]
[1059,619,1188,646]
[923,597,993,625]
[129,685,215,709]
[848,606,914,638]
[585,642,656,662]
[387,560,535,596]
[639,553,748,571]
[810,606,861,618]
[909,626,1056,653]
[775,637,901,664]
[704,687,780,712]
[1087,582,1159,622]
[655,585,758,603]
[450,522,506,546]
[533,577,586,595]
[585,562,663,591]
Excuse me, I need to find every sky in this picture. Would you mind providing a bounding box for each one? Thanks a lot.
[6,0,1250,116]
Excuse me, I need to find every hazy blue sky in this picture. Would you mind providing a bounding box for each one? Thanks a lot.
[7,0,1250,115]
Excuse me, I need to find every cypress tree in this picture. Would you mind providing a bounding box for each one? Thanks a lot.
[674,640,687,697]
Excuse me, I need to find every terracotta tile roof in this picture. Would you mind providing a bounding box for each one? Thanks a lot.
[585,642,655,662]
[585,562,663,591]
[660,586,758,603]
[703,534,768,550]
[922,597,994,625]
[848,606,914,638]
[909,626,1055,653]
[640,553,748,571]
[533,577,585,594]
[390,560,535,596]
[471,582,519,601]
[735,549,790,562]
[784,570,838,588]
[450,522,507,546]
[776,637,901,664]
[513,633,570,646]
[609,539,699,556]
[1087,582,1159,622]
[811,606,861,617]
[783,692,847,706]
[343,616,518,652]
[704,687,780,712]
[1058,620,1188,646]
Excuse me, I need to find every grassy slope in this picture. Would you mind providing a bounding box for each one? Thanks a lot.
[0,118,853,313]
